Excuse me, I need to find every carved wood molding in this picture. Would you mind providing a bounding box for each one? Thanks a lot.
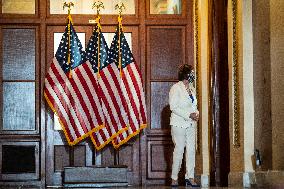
[194,0,200,154]
[232,0,240,148]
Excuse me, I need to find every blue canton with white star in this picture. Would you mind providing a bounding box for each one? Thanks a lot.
[55,22,86,74]
[108,26,135,69]
[85,25,109,73]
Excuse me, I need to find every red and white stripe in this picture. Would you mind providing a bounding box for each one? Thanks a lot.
[44,58,104,145]
[112,61,147,148]
[90,62,129,150]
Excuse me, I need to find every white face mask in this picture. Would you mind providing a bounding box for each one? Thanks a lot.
[187,71,195,83]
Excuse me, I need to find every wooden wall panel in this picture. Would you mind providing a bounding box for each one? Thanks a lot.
[147,138,173,179]
[119,144,134,171]
[74,145,86,167]
[150,82,174,130]
[54,145,70,171]
[101,147,115,167]
[118,140,140,185]
[148,27,186,80]
[145,20,193,185]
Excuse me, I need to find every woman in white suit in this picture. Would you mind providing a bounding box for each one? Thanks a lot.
[169,64,199,187]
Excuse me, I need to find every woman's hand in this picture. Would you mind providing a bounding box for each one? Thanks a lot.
[189,112,199,121]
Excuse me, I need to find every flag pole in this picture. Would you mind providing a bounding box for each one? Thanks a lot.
[115,3,125,77]
[114,3,126,166]
[63,2,74,78]
[92,1,104,78]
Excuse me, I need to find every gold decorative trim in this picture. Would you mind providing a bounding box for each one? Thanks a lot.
[232,0,240,148]
[194,0,200,153]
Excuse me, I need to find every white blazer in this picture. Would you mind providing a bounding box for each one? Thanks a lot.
[169,81,199,128]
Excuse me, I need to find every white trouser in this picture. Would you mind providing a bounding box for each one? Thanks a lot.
[171,125,196,180]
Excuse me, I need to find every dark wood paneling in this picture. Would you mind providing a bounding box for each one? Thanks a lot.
[148,26,185,80]
[74,145,86,167]
[150,144,173,172]
[101,147,115,166]
[118,144,134,171]
[54,145,70,171]
[147,138,173,179]
[143,1,194,186]
[150,82,175,130]
[118,139,141,185]
[0,0,195,187]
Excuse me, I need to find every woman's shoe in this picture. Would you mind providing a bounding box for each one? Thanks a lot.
[185,179,200,187]
[171,179,178,187]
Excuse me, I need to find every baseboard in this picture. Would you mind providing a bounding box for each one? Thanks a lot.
[228,171,243,187]
[254,170,284,187]
[63,182,129,188]
[229,170,284,188]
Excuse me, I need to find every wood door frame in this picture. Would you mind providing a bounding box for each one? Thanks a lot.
[141,0,196,185]
[209,0,230,186]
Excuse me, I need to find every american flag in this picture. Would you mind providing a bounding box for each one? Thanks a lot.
[44,19,104,145]
[86,24,129,150]
[110,25,147,148]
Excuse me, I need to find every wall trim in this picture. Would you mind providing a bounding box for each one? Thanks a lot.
[232,0,241,148]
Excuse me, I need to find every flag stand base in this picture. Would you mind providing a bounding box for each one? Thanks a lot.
[63,166,128,188]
